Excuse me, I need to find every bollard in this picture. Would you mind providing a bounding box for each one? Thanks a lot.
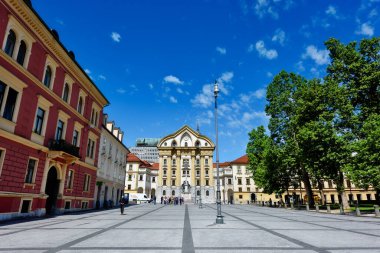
[327,204,331,213]
[374,205,380,217]
[356,206,361,216]
[315,203,319,212]
[306,203,310,211]
[290,202,294,209]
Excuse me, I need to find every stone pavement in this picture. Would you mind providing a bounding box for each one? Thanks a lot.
[0,204,380,253]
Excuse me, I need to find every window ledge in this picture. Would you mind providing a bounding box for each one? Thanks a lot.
[31,132,44,145]
[23,183,35,189]
[0,117,16,133]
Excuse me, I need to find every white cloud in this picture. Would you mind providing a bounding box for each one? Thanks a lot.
[176,88,184,94]
[111,32,121,42]
[272,29,286,45]
[248,44,255,53]
[98,75,106,80]
[296,61,305,71]
[216,46,227,55]
[240,88,266,103]
[369,9,378,18]
[169,96,178,103]
[325,5,336,16]
[116,88,126,94]
[267,72,273,77]
[84,69,91,74]
[302,45,329,65]
[255,0,279,19]
[218,71,234,83]
[355,22,374,36]
[255,40,278,60]
[148,83,154,89]
[163,75,184,85]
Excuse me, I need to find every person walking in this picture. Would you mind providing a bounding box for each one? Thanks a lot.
[119,196,126,215]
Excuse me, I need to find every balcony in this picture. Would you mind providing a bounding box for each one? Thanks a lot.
[49,139,80,158]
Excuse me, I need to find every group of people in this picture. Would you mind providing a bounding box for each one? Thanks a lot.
[160,196,184,205]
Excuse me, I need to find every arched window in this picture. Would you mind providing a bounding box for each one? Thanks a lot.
[62,83,70,102]
[43,66,52,88]
[163,190,166,196]
[16,40,27,65]
[172,190,175,196]
[77,97,83,114]
[4,29,16,57]
[197,190,200,196]
[195,140,200,147]
[184,142,188,147]
[206,190,209,196]
[172,140,177,147]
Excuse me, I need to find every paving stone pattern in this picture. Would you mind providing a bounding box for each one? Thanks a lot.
[0,204,379,252]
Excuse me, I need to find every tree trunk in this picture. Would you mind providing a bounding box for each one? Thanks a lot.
[301,169,315,207]
[317,179,325,205]
[337,171,350,210]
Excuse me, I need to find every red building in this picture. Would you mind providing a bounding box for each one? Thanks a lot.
[0,0,109,220]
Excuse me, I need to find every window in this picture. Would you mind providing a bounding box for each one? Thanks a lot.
[66,170,74,189]
[196,159,200,166]
[129,164,132,171]
[239,195,243,199]
[346,180,351,188]
[20,200,31,213]
[206,179,209,186]
[246,179,250,185]
[0,149,5,176]
[195,141,200,147]
[72,130,79,146]
[77,97,83,114]
[172,140,177,147]
[197,190,200,196]
[163,190,166,195]
[33,107,45,135]
[163,159,167,165]
[4,29,16,57]
[184,142,188,147]
[2,86,18,121]
[196,170,200,176]
[163,169,167,176]
[172,190,175,196]
[239,187,242,192]
[172,180,175,186]
[172,159,176,166]
[328,180,333,188]
[25,158,37,184]
[237,166,242,174]
[127,185,131,190]
[81,202,88,209]
[205,169,209,175]
[228,178,232,185]
[205,158,209,165]
[128,175,132,181]
[196,180,200,186]
[238,178,242,185]
[139,175,143,181]
[247,187,250,192]
[62,83,70,102]
[152,177,155,183]
[0,81,5,107]
[16,40,27,65]
[83,174,90,192]
[86,139,95,159]
[163,179,167,186]
[43,66,52,88]
[55,120,64,141]
[206,190,209,196]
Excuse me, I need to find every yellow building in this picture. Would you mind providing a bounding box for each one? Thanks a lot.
[157,126,215,203]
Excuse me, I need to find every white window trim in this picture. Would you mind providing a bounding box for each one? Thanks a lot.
[0,66,27,133]
[66,169,74,189]
[73,121,83,147]
[19,198,33,213]
[2,15,35,69]
[85,131,98,165]
[24,157,39,185]
[42,55,58,90]
[77,89,86,115]
[90,102,101,127]
[56,110,70,141]
[0,148,6,177]
[31,95,53,145]
[62,74,74,104]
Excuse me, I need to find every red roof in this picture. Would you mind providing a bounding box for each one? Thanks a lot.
[151,163,159,170]
[127,153,142,163]
[230,154,248,164]
[213,162,231,168]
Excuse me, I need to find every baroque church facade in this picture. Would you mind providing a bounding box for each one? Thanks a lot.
[156,126,216,203]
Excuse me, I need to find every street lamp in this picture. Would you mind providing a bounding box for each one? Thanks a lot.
[214,80,224,224]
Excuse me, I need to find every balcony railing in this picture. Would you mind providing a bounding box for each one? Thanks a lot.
[49,139,80,158]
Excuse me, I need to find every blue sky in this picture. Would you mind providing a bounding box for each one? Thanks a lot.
[33,0,379,162]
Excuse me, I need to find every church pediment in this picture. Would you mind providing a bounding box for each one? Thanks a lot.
[158,125,214,149]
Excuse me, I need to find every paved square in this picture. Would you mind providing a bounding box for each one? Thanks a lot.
[0,204,379,252]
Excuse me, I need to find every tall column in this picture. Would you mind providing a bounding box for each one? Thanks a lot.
[58,164,68,196]
[40,157,51,194]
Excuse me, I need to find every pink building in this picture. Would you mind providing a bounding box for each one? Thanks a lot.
[0,0,109,220]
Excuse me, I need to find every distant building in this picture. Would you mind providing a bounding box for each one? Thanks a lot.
[95,115,129,209]
[129,138,160,163]
[124,153,158,199]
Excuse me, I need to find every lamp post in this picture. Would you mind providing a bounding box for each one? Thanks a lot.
[214,80,224,224]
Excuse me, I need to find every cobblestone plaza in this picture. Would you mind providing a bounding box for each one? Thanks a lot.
[0,204,379,252]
